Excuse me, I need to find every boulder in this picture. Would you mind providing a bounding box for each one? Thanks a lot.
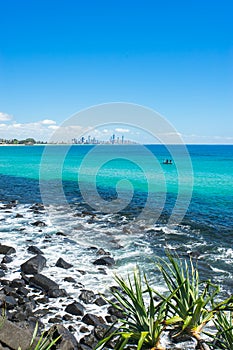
[27,245,43,255]
[93,256,115,266]
[49,324,78,349]
[96,248,110,256]
[65,301,85,316]
[9,278,26,288]
[1,255,13,264]
[79,290,95,304]
[64,276,76,283]
[82,313,105,326]
[79,333,98,348]
[31,220,47,227]
[0,245,16,255]
[47,288,67,298]
[30,273,59,292]
[21,255,46,275]
[55,257,73,269]
[0,317,36,350]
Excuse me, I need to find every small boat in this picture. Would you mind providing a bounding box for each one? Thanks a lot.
[163,159,173,165]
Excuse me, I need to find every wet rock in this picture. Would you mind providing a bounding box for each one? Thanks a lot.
[10,278,26,288]
[0,270,5,278]
[105,314,117,323]
[17,286,29,296]
[95,297,107,306]
[49,324,78,349]
[93,256,115,266]
[65,301,85,316]
[82,313,105,326]
[31,220,47,227]
[96,248,110,256]
[64,276,76,283]
[80,333,98,348]
[62,314,73,321]
[55,257,73,269]
[47,288,67,298]
[79,290,95,304]
[94,324,112,340]
[0,318,35,350]
[1,255,13,264]
[30,203,45,211]
[0,245,16,255]
[48,316,62,323]
[21,254,46,275]
[15,213,23,218]
[107,305,124,318]
[56,231,67,236]
[80,326,89,333]
[4,295,17,309]
[27,245,43,255]
[30,273,59,292]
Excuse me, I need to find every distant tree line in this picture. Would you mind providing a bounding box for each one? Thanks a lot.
[0,138,47,145]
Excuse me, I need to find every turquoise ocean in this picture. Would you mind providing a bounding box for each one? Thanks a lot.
[0,144,233,294]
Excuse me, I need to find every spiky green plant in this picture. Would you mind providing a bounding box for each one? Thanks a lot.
[155,251,233,349]
[209,311,233,349]
[95,267,167,350]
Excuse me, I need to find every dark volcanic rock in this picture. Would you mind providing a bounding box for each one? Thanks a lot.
[0,270,5,278]
[55,257,73,269]
[0,318,35,350]
[10,278,26,288]
[30,273,59,292]
[47,288,67,298]
[96,248,110,256]
[64,276,76,283]
[21,255,46,275]
[1,255,13,264]
[0,245,16,255]
[95,297,107,306]
[94,324,112,340]
[80,333,98,348]
[82,313,105,326]
[79,290,95,304]
[31,220,47,227]
[65,301,85,316]
[55,231,67,236]
[93,256,115,266]
[15,213,23,218]
[50,324,79,350]
[27,245,43,255]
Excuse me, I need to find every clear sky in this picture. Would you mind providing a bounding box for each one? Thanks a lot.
[0,0,232,143]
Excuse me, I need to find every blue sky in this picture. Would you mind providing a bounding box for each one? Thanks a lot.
[0,0,232,143]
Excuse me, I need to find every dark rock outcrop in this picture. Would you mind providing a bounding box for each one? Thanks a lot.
[82,313,105,326]
[65,301,85,316]
[79,290,95,304]
[49,324,78,350]
[27,246,43,255]
[29,273,59,292]
[55,257,73,269]
[93,256,115,266]
[21,255,46,275]
[0,245,16,255]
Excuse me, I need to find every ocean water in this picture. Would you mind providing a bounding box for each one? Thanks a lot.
[0,144,233,295]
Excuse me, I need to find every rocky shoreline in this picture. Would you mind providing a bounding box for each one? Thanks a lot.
[0,201,120,350]
[0,201,215,350]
